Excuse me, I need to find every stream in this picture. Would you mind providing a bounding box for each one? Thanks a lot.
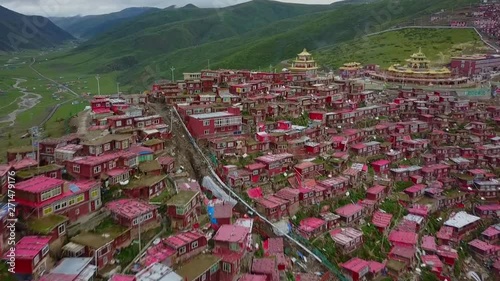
[0,78,42,126]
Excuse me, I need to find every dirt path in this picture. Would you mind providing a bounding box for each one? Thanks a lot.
[0,78,42,127]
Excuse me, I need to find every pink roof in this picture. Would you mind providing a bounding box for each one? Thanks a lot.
[335,204,363,217]
[275,188,300,201]
[213,224,249,243]
[252,257,277,275]
[246,162,266,170]
[247,187,263,199]
[407,205,429,217]
[367,261,385,273]
[404,184,426,194]
[299,218,326,232]
[107,168,129,177]
[164,231,204,249]
[15,175,64,193]
[158,156,175,165]
[371,159,390,166]
[295,161,315,170]
[11,157,38,170]
[468,239,496,252]
[437,226,454,240]
[0,164,11,176]
[106,199,157,220]
[437,245,459,259]
[372,211,392,228]
[421,255,443,269]
[389,246,416,258]
[265,237,284,255]
[350,143,366,150]
[341,257,369,273]
[482,225,500,237]
[92,108,112,114]
[476,204,500,211]
[421,235,437,252]
[389,230,418,245]
[72,153,122,165]
[3,236,50,260]
[238,274,268,281]
[366,185,385,195]
[256,195,288,209]
[109,275,136,281]
[213,202,233,218]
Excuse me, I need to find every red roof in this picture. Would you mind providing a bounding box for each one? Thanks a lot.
[372,211,392,228]
[341,257,369,273]
[468,239,497,252]
[252,257,277,275]
[164,231,204,249]
[407,205,429,217]
[366,185,385,195]
[367,261,385,273]
[437,245,459,259]
[246,162,266,171]
[158,156,175,165]
[3,236,50,260]
[213,202,233,218]
[389,246,416,259]
[256,195,288,209]
[0,164,11,176]
[106,199,157,220]
[265,237,284,255]
[482,225,500,237]
[247,187,263,199]
[335,204,363,218]
[109,275,136,281]
[476,204,500,211]
[421,255,443,269]
[404,184,426,194]
[15,175,64,194]
[213,224,249,243]
[389,230,418,246]
[371,159,390,166]
[299,218,326,232]
[421,235,437,252]
[436,226,454,240]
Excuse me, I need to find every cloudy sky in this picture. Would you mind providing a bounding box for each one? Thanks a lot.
[0,0,340,17]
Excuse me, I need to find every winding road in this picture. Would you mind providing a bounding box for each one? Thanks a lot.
[0,78,42,127]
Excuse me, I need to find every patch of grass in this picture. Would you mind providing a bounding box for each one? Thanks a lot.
[116,243,140,267]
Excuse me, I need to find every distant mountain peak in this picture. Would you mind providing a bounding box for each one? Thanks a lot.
[182,4,199,9]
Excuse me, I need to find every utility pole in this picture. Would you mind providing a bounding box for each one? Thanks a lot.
[170,67,175,82]
[208,59,210,70]
[95,74,101,95]
[117,82,120,95]
[30,126,41,169]
[138,215,142,252]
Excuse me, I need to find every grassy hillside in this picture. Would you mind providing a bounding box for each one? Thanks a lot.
[0,5,74,52]
[40,0,479,92]
[50,7,160,39]
[314,28,489,69]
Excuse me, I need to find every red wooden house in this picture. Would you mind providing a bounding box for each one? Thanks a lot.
[255,153,294,177]
[213,224,251,281]
[468,239,500,261]
[403,184,426,201]
[158,156,175,174]
[81,134,133,156]
[38,133,80,164]
[2,236,51,280]
[388,230,418,248]
[340,257,370,281]
[106,199,160,238]
[372,211,392,233]
[366,185,386,201]
[294,161,325,179]
[317,176,349,198]
[371,159,390,175]
[245,162,267,184]
[274,188,300,217]
[298,217,327,239]
[14,176,102,222]
[330,227,364,254]
[335,204,364,225]
[251,258,279,281]
[163,231,208,265]
[442,211,480,241]
[0,164,12,196]
[255,195,289,222]
[474,204,500,218]
[66,153,124,180]
[187,107,242,139]
[26,214,69,254]
[166,190,201,230]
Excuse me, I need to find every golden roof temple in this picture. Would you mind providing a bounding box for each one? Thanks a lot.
[289,48,318,76]
[370,48,468,86]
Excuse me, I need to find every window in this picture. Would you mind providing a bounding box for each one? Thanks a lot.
[222,262,232,273]
[109,161,116,169]
[178,246,186,255]
[176,206,185,215]
[76,194,85,203]
[91,189,99,199]
[126,119,132,125]
[252,170,258,176]
[204,130,210,135]
[116,121,122,127]
[73,164,80,173]
[103,256,108,265]
[33,254,40,266]
[104,143,111,151]
[153,119,160,124]
[191,241,198,249]
[210,263,219,274]
[41,245,49,256]
[43,206,53,215]
[150,188,154,195]
[49,172,57,178]
[58,224,66,235]
[123,141,129,149]
[46,147,53,153]
[93,166,101,174]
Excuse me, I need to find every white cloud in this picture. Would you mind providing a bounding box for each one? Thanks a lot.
[0,0,339,17]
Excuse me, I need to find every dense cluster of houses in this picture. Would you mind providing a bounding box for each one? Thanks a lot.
[145,49,500,280]
[2,45,500,281]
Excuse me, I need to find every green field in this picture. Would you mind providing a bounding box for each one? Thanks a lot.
[0,50,123,162]
[314,28,489,69]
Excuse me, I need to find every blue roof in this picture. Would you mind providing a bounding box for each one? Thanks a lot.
[69,184,80,193]
[0,203,12,220]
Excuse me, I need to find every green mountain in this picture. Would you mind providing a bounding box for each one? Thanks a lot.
[43,0,478,92]
[50,7,160,39]
[0,5,74,52]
